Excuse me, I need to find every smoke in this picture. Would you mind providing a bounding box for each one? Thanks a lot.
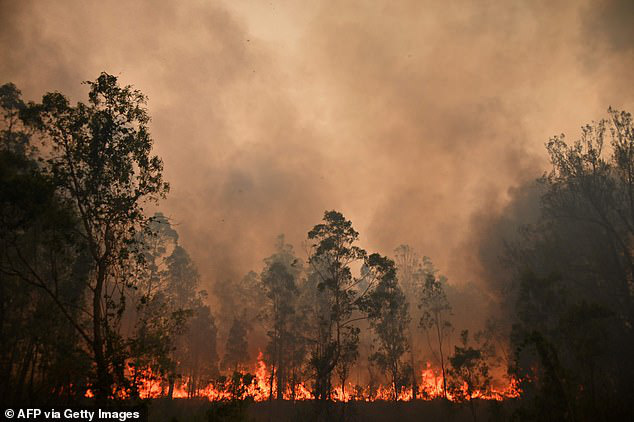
[1,0,633,322]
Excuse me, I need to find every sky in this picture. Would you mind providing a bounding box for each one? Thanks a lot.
[1,0,633,300]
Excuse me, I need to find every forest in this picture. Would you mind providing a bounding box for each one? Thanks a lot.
[1,73,634,422]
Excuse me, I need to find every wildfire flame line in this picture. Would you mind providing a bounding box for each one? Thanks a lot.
[86,352,520,402]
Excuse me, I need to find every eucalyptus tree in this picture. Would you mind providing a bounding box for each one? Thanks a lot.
[260,235,304,399]
[361,254,411,400]
[418,257,452,399]
[129,214,204,398]
[306,210,370,400]
[508,109,634,419]
[22,73,169,400]
[222,318,250,373]
[0,82,91,401]
[394,244,424,398]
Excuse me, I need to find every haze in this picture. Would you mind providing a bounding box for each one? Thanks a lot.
[1,0,632,297]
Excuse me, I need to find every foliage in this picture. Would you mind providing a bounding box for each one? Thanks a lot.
[418,257,453,399]
[447,330,492,421]
[361,253,411,400]
[222,318,250,373]
[0,82,92,402]
[0,75,209,403]
[207,372,257,421]
[508,109,634,420]
[449,332,491,396]
[306,210,368,400]
[260,235,306,400]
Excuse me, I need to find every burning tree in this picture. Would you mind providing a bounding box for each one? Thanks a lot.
[418,257,453,399]
[260,235,305,400]
[394,244,425,399]
[361,253,411,400]
[447,330,492,422]
[222,318,250,373]
[306,210,367,401]
[128,214,191,398]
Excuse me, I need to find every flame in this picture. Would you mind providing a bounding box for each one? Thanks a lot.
[84,352,520,402]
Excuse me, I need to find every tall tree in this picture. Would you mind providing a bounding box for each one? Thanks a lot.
[178,302,219,398]
[418,257,452,399]
[508,109,634,419]
[306,210,367,401]
[222,318,250,373]
[128,214,202,398]
[260,235,303,400]
[0,82,93,402]
[394,244,424,399]
[24,73,169,400]
[361,254,411,400]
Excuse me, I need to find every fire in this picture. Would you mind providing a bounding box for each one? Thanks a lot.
[85,352,520,402]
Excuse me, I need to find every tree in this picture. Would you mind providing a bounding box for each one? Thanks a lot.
[447,330,492,422]
[394,244,424,399]
[213,270,265,350]
[129,213,219,400]
[0,82,93,402]
[306,210,368,401]
[178,303,219,398]
[127,212,184,398]
[222,318,250,373]
[334,324,359,400]
[542,108,634,321]
[260,235,303,400]
[418,257,452,399]
[361,253,411,400]
[506,109,634,419]
[21,73,169,400]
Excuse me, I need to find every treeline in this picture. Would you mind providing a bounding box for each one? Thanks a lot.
[0,75,217,404]
[0,75,501,414]
[500,109,634,420]
[1,74,633,421]
[213,215,511,422]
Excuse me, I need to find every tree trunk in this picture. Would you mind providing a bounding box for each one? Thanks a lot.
[435,318,447,399]
[93,260,109,403]
[269,364,275,401]
[409,327,418,400]
[16,340,35,402]
[167,375,174,399]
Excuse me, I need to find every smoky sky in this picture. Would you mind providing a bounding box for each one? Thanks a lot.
[1,0,633,300]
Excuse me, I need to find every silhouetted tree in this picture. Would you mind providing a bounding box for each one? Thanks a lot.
[222,318,250,373]
[179,302,219,398]
[418,257,452,399]
[361,254,411,400]
[2,73,169,400]
[306,210,367,401]
[508,109,634,419]
[0,82,92,402]
[394,244,424,399]
[260,235,303,400]
[447,330,492,422]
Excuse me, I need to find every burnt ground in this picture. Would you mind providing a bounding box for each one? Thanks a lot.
[149,398,519,421]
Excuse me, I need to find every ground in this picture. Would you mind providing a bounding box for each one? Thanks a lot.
[148,398,519,421]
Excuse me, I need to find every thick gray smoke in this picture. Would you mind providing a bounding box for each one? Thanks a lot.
[1,0,632,323]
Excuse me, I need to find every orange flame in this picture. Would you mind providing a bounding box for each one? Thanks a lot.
[85,352,520,402]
